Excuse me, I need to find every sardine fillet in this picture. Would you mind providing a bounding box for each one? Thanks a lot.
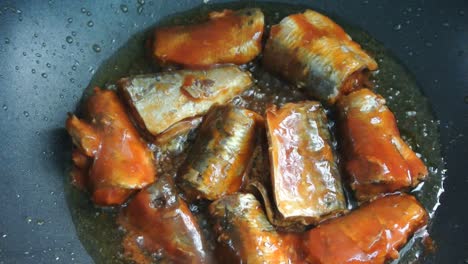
[65,88,156,206]
[178,105,262,201]
[263,9,378,103]
[266,101,346,225]
[118,176,212,264]
[337,89,428,201]
[119,65,253,136]
[152,8,264,67]
[301,194,427,264]
[209,193,296,264]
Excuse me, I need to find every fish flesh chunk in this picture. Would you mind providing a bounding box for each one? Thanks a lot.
[65,88,156,206]
[209,193,297,264]
[301,194,428,264]
[178,105,262,201]
[118,175,213,264]
[265,101,346,226]
[263,9,378,103]
[151,8,264,67]
[119,65,253,137]
[337,88,428,201]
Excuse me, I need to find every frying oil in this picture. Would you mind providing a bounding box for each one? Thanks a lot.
[66,2,445,263]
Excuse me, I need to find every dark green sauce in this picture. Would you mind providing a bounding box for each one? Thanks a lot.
[66,2,446,263]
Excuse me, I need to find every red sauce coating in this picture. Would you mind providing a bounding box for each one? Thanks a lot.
[152,9,264,68]
[337,89,428,201]
[65,88,156,206]
[300,194,428,264]
[118,176,212,264]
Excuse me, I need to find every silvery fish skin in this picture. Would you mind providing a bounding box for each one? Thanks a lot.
[178,105,262,201]
[337,89,428,202]
[266,101,346,226]
[209,193,297,264]
[263,9,378,104]
[119,65,253,136]
[151,8,264,67]
[117,175,213,264]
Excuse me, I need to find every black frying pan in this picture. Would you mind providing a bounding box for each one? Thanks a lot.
[0,0,466,263]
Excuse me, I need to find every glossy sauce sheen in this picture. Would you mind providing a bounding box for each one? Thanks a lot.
[263,10,378,103]
[178,105,262,201]
[337,89,428,201]
[301,194,428,264]
[65,88,155,206]
[152,8,264,67]
[118,175,212,263]
[266,101,346,225]
[209,193,297,264]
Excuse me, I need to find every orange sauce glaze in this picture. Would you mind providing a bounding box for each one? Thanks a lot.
[337,89,428,201]
[300,194,428,264]
[65,87,156,206]
[152,9,264,68]
[118,176,212,264]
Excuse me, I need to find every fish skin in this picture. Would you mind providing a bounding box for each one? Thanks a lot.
[266,101,347,226]
[152,8,264,68]
[301,194,428,264]
[263,9,378,104]
[337,88,428,202]
[119,65,254,137]
[178,105,262,201]
[118,175,213,264]
[65,87,156,206]
[209,193,297,264]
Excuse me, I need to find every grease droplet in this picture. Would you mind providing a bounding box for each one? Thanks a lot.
[31,69,36,74]
[137,6,143,14]
[67,17,73,23]
[92,44,101,53]
[23,111,30,117]
[4,38,10,44]
[66,36,73,44]
[120,4,128,13]
[86,11,92,16]
[393,24,402,31]
[138,0,145,4]
[2,105,7,111]
[87,20,94,27]
[41,73,48,78]
[80,7,86,13]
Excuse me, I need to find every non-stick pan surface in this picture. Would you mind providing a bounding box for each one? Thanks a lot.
[0,0,466,263]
